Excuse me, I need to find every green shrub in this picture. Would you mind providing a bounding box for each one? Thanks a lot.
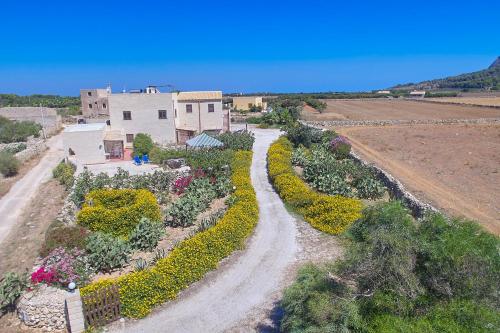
[417,213,500,306]
[77,189,162,238]
[186,149,234,175]
[2,143,26,154]
[216,131,255,150]
[0,151,20,177]
[345,202,423,316]
[0,117,42,143]
[285,123,323,148]
[52,161,75,190]
[149,146,187,165]
[129,218,165,251]
[86,232,131,272]
[168,177,218,227]
[81,150,258,318]
[0,272,28,313]
[40,222,89,257]
[132,133,154,157]
[368,300,500,333]
[281,264,364,333]
[291,145,311,167]
[245,116,262,124]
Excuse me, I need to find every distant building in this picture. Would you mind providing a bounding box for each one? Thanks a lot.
[377,90,391,94]
[232,96,267,111]
[409,90,426,99]
[80,86,111,118]
[0,106,62,136]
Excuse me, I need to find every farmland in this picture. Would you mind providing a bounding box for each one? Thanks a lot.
[337,124,500,234]
[301,98,500,121]
[427,96,500,107]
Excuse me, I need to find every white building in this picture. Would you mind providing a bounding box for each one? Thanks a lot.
[63,123,107,165]
[63,87,229,165]
[109,92,177,147]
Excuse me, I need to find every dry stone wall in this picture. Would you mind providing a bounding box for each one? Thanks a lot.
[304,117,500,128]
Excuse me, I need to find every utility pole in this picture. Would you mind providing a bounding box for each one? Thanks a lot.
[40,103,47,140]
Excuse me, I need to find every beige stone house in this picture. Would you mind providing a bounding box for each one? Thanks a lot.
[232,96,267,111]
[63,87,229,165]
[80,87,111,117]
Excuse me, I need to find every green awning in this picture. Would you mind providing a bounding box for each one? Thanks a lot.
[186,132,224,148]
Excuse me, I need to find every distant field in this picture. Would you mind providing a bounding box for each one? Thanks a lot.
[301,99,500,121]
[427,97,500,107]
[338,124,500,234]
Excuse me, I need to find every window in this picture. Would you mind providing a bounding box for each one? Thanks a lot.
[126,134,134,143]
[158,110,167,119]
[102,103,107,109]
[123,111,132,120]
[208,104,215,113]
[88,103,93,109]
[186,104,193,113]
[87,91,92,97]
[175,108,177,117]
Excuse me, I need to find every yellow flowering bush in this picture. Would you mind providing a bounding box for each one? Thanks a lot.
[77,189,161,238]
[268,136,362,234]
[81,151,258,318]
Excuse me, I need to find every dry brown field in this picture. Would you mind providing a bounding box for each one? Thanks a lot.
[301,99,500,121]
[427,97,500,106]
[337,124,500,234]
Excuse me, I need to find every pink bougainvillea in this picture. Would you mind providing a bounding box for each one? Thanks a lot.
[174,175,193,194]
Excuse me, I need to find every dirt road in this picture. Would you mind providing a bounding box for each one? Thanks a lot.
[0,134,63,246]
[113,128,299,333]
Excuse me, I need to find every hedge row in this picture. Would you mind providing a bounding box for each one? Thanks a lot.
[81,150,258,318]
[268,136,362,234]
[77,189,161,239]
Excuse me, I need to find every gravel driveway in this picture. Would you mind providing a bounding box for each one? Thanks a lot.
[0,133,63,246]
[113,128,299,333]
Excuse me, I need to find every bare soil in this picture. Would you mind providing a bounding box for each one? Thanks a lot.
[301,99,500,121]
[0,179,66,276]
[0,179,66,333]
[427,97,500,107]
[338,124,500,234]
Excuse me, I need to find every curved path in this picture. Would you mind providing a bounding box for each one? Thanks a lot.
[0,134,63,246]
[115,128,298,333]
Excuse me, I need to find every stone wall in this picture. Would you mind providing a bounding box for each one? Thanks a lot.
[304,117,500,128]
[17,285,69,332]
[14,137,47,163]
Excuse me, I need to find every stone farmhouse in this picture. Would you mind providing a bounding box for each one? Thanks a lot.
[65,87,229,165]
[232,96,267,111]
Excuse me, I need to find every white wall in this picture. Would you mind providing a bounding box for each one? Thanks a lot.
[108,93,176,147]
[175,100,224,132]
[63,130,106,165]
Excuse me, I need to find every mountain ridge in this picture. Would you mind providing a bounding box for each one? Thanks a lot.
[392,57,500,91]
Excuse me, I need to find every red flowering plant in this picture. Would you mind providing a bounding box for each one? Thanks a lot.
[31,247,93,288]
[173,168,207,194]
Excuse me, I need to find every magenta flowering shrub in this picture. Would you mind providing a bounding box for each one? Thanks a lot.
[31,267,57,285]
[173,168,207,194]
[173,175,193,194]
[329,135,351,159]
[31,247,93,288]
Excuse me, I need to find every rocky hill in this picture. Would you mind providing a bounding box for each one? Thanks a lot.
[393,57,500,91]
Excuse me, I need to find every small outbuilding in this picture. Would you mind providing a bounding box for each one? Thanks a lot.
[185,132,223,149]
[63,123,107,165]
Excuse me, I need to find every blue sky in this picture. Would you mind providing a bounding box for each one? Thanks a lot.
[0,0,499,96]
